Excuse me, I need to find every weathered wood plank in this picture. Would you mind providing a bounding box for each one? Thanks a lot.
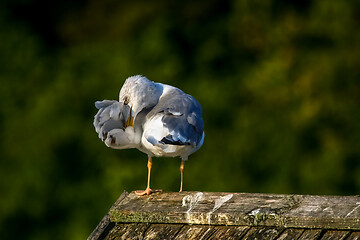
[276,228,304,240]
[143,224,183,239]
[346,231,360,240]
[320,230,350,240]
[242,227,284,240]
[209,226,250,239]
[104,223,127,240]
[174,225,216,239]
[298,229,323,240]
[105,223,149,240]
[110,191,360,230]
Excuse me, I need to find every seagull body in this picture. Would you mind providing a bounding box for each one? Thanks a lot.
[94,75,204,195]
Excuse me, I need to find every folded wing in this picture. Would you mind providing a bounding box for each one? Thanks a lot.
[144,89,204,150]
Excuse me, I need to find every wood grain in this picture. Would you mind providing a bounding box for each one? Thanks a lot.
[110,191,360,230]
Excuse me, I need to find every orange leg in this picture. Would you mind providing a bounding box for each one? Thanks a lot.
[135,156,161,196]
[179,160,185,192]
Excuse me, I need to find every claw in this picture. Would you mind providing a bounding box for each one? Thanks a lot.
[135,188,162,196]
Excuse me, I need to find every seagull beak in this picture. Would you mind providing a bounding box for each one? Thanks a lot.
[125,106,134,127]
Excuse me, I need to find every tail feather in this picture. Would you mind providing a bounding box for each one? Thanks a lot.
[95,100,117,109]
[93,100,127,141]
[94,100,137,149]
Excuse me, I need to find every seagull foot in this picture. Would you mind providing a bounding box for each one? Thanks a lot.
[135,188,162,196]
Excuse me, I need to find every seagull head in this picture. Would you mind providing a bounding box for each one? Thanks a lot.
[119,75,163,125]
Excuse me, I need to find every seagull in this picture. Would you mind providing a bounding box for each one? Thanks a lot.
[94,75,204,196]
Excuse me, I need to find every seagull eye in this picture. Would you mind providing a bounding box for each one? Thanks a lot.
[124,96,129,105]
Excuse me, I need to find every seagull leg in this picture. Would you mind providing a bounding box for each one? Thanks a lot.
[179,159,185,192]
[135,156,161,196]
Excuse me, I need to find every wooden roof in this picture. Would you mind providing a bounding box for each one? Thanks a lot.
[88,191,360,239]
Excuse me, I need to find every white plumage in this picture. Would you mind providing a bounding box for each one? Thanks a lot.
[93,75,204,195]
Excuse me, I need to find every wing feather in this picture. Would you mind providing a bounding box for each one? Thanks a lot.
[146,89,204,147]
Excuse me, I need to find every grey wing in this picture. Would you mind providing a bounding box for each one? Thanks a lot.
[153,91,204,146]
[95,100,117,109]
[93,100,129,141]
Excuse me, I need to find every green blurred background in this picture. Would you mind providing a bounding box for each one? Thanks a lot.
[1,0,360,239]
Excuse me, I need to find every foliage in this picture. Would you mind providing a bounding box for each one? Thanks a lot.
[1,0,360,239]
